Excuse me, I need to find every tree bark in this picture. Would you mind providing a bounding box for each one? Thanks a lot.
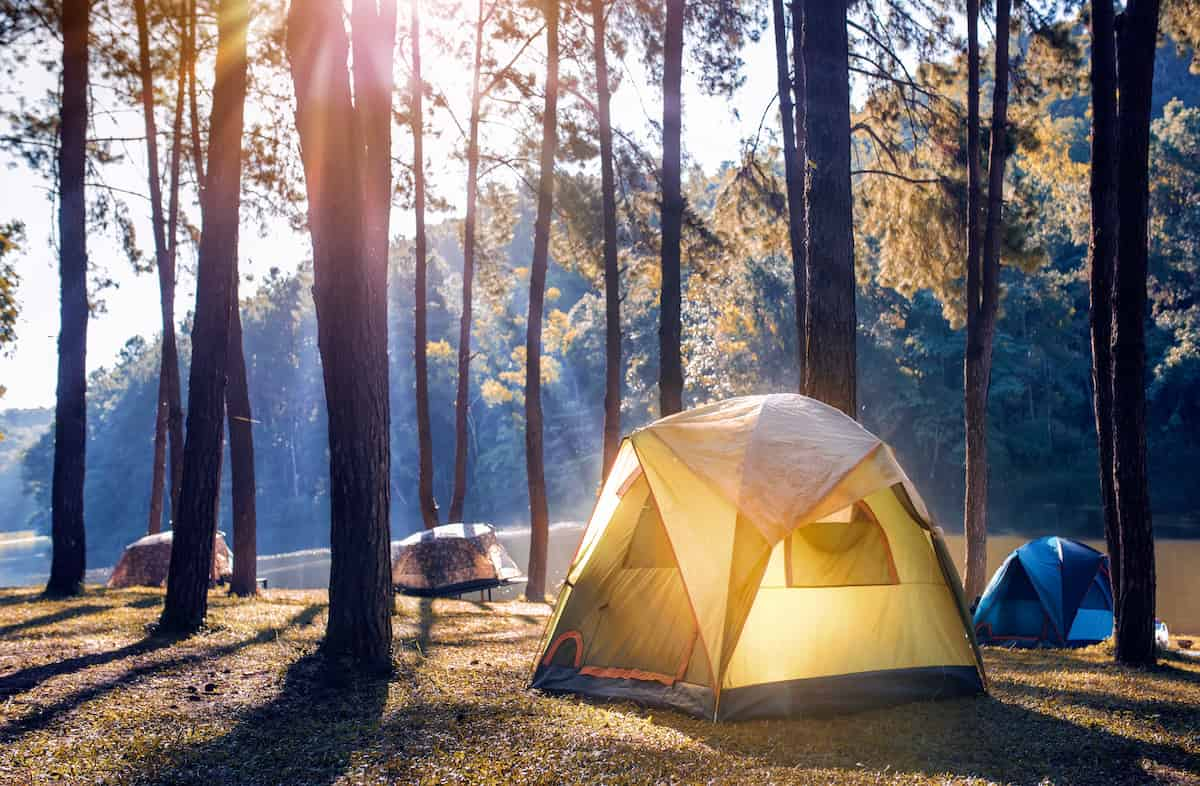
[658,0,684,417]
[448,0,487,523]
[186,0,205,202]
[593,0,621,477]
[47,0,89,598]
[149,364,170,534]
[1088,0,1120,604]
[961,0,985,601]
[1112,0,1159,667]
[160,0,249,633]
[352,0,395,421]
[411,0,439,530]
[524,0,559,603]
[774,0,805,389]
[226,280,257,597]
[799,0,855,417]
[288,0,395,670]
[964,0,1011,603]
[135,0,184,536]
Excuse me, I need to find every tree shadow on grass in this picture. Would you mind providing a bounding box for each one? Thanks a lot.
[0,604,325,741]
[0,594,161,638]
[127,651,390,786]
[0,603,113,638]
[650,691,1200,784]
[0,634,177,698]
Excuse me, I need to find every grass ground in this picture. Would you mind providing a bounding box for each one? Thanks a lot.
[0,588,1197,786]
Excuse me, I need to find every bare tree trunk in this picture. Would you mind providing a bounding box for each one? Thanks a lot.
[47,0,89,598]
[411,0,439,530]
[1112,0,1159,667]
[135,0,184,536]
[352,0,395,423]
[187,0,205,200]
[525,0,559,603]
[592,0,621,477]
[149,365,169,534]
[160,0,248,633]
[288,0,395,670]
[799,0,855,417]
[164,44,186,529]
[964,0,1011,603]
[1088,0,1120,604]
[226,282,256,596]
[448,0,486,524]
[658,0,684,417]
[773,0,805,388]
[960,0,985,601]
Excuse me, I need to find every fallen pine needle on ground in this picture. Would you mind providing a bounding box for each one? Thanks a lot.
[0,587,1197,785]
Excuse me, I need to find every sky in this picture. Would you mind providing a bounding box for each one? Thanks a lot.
[0,16,801,411]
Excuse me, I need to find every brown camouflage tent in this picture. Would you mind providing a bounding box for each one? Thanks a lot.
[107,531,233,589]
[391,523,524,596]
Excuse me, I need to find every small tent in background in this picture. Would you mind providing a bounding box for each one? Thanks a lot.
[391,523,524,598]
[973,536,1113,648]
[107,531,232,589]
[531,394,986,721]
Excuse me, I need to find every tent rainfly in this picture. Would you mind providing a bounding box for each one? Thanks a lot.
[531,394,986,720]
[107,531,232,589]
[973,536,1113,648]
[391,523,524,597]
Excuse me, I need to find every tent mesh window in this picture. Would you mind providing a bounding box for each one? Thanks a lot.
[759,502,900,588]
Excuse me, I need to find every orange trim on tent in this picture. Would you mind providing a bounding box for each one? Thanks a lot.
[634,441,719,698]
[560,440,638,583]
[616,464,644,497]
[855,501,901,586]
[578,630,697,687]
[675,629,699,682]
[579,665,677,686]
[542,630,584,668]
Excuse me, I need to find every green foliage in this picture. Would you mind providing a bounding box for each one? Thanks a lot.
[0,220,22,358]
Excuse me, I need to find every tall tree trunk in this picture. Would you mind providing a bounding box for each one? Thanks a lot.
[773,0,805,389]
[288,0,395,670]
[964,0,1011,603]
[149,365,170,534]
[411,0,439,530]
[1088,0,1120,604]
[352,0,395,472]
[160,0,249,633]
[187,0,205,199]
[1112,0,1159,667]
[135,0,184,536]
[226,282,256,597]
[352,0,394,336]
[164,64,186,529]
[47,0,89,598]
[658,0,684,417]
[524,0,559,603]
[593,0,621,477]
[448,0,486,523]
[799,0,855,417]
[960,0,985,601]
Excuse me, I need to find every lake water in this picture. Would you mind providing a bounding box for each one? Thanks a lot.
[2,525,1197,634]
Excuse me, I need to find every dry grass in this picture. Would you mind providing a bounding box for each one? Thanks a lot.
[0,587,1198,785]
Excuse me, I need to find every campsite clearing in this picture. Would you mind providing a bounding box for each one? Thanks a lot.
[0,588,1197,785]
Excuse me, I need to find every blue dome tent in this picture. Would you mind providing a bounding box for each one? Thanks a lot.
[973,536,1113,647]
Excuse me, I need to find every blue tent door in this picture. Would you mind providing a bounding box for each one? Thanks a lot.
[979,559,1054,642]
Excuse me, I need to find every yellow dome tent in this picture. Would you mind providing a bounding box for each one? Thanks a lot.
[531,394,986,720]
